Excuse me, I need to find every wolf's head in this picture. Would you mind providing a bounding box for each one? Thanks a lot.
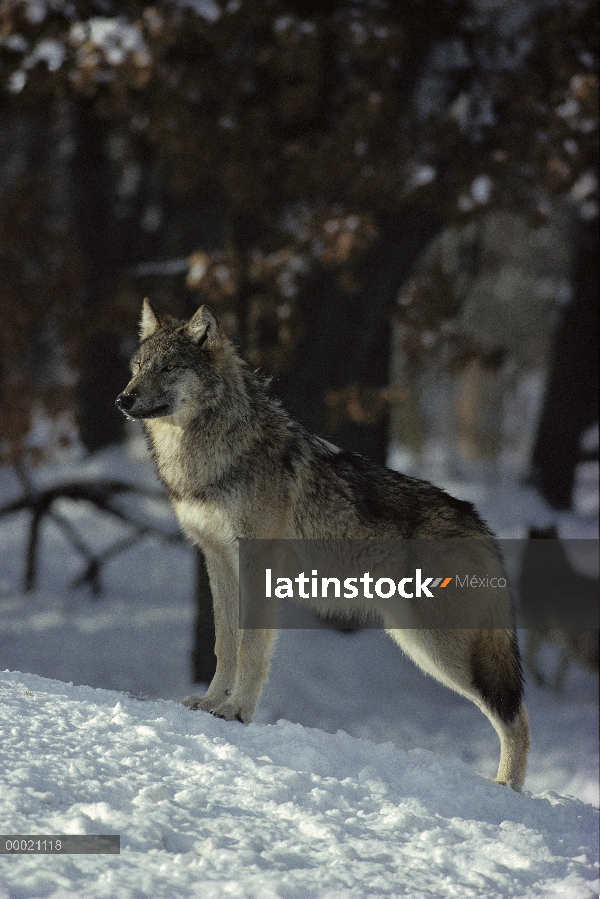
[116,299,229,422]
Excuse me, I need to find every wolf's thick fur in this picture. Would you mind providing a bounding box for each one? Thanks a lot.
[116,300,530,791]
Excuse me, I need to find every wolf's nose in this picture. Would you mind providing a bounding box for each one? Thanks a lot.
[115,392,136,412]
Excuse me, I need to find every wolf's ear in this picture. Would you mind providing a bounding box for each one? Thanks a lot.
[184,305,217,347]
[140,298,160,341]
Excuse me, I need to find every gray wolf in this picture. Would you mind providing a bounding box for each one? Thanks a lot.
[116,299,530,791]
[519,525,599,692]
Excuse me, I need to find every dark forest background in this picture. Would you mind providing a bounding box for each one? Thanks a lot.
[0,0,597,677]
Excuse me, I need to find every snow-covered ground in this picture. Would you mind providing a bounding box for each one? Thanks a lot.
[0,441,598,898]
[1,670,598,899]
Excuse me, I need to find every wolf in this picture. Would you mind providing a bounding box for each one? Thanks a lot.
[116,299,530,791]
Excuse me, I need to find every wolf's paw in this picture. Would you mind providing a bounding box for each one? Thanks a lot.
[181,694,222,712]
[485,775,522,792]
[181,694,201,709]
[209,699,249,723]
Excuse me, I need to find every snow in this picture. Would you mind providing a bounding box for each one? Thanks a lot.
[0,443,598,897]
[7,70,27,94]
[69,19,150,69]
[24,38,65,73]
[570,172,598,203]
[471,175,493,205]
[405,166,437,193]
[1,672,598,899]
[171,0,222,24]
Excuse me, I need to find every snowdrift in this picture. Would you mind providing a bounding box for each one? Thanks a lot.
[1,671,598,899]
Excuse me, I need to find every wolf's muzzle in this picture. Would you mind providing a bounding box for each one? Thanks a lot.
[115,392,170,419]
[115,392,137,413]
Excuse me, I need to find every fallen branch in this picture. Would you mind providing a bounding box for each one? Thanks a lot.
[0,466,183,594]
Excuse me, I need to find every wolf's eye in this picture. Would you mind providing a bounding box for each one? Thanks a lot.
[162,363,176,372]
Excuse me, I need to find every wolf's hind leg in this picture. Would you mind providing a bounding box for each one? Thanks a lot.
[388,628,530,791]
[469,629,530,790]
[484,701,530,791]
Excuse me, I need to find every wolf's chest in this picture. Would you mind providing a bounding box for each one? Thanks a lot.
[145,419,195,495]
[172,498,236,548]
[145,419,184,468]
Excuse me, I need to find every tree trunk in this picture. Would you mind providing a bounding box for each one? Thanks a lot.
[73,101,128,452]
[191,548,217,684]
[530,221,599,509]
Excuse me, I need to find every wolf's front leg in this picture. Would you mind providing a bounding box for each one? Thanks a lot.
[209,628,277,722]
[182,549,240,714]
